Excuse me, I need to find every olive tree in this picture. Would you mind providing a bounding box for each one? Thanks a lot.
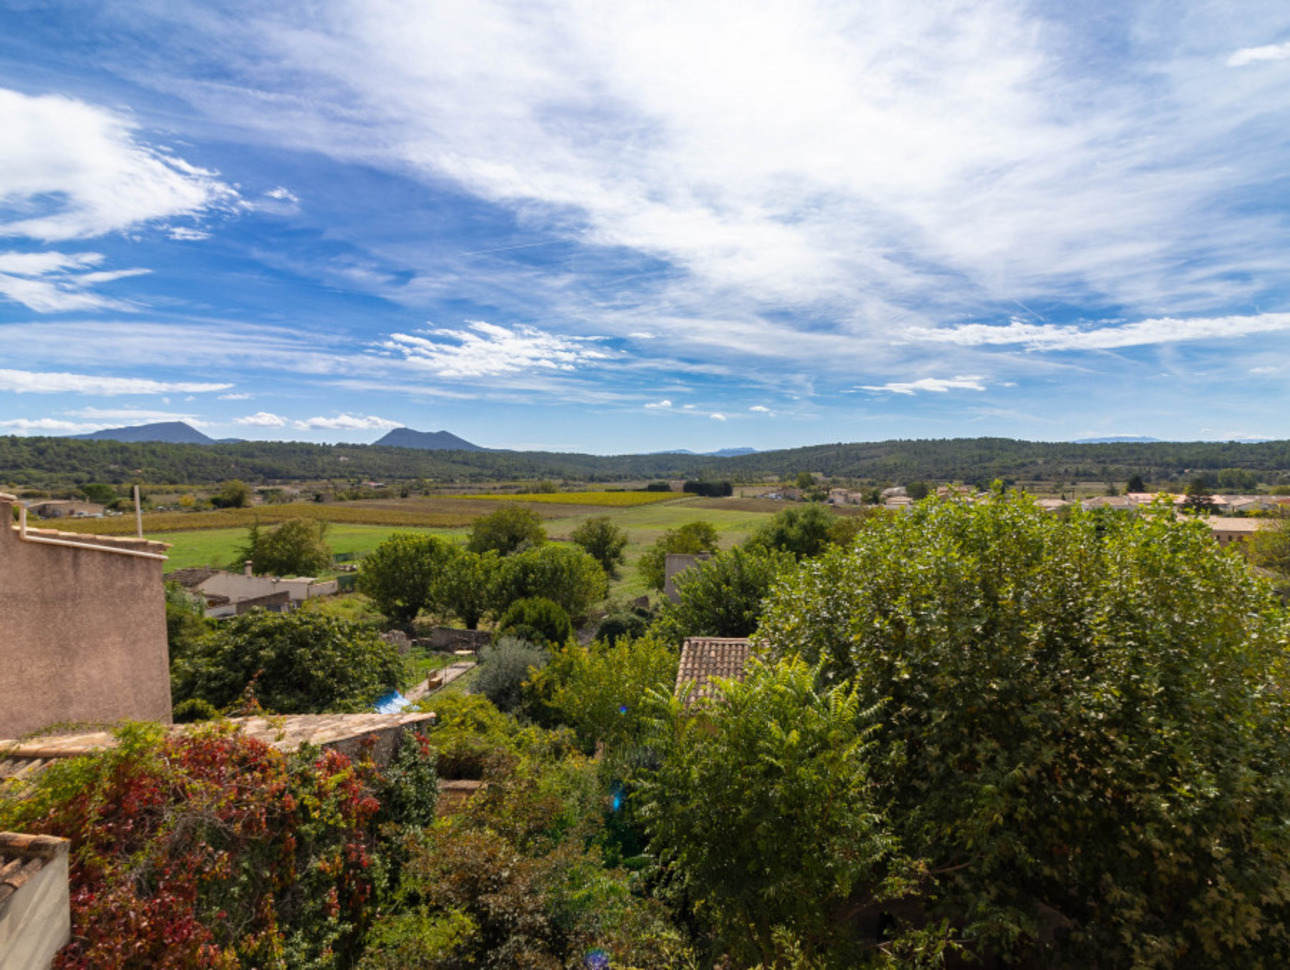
[757,495,1290,967]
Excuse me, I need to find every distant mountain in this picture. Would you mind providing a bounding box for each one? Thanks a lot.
[1073,436,1162,444]
[650,447,759,457]
[373,427,484,451]
[74,421,217,445]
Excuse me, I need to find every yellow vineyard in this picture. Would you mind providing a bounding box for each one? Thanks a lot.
[470,490,680,507]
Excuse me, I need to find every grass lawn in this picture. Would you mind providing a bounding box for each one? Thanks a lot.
[157,523,470,573]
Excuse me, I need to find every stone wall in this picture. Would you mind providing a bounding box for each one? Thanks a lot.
[0,494,172,739]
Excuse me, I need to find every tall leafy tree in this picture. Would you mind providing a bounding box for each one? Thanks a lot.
[494,544,608,622]
[748,503,836,559]
[235,518,332,576]
[570,515,629,576]
[358,532,459,622]
[758,494,1290,966]
[466,504,547,555]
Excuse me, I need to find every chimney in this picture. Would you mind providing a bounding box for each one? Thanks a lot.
[244,560,253,577]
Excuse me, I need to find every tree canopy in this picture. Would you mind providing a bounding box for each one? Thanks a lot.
[357,532,459,622]
[757,494,1290,965]
[235,518,332,577]
[466,504,547,555]
[570,515,629,576]
[637,520,720,590]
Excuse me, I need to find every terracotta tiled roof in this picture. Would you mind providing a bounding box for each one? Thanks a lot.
[0,832,68,917]
[675,637,757,705]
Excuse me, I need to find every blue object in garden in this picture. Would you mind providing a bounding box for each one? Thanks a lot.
[374,690,409,714]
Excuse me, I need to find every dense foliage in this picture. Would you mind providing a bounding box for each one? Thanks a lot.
[758,495,1290,966]
[466,504,547,555]
[638,520,721,590]
[748,503,836,559]
[495,596,575,648]
[494,543,609,622]
[357,532,460,622]
[235,517,333,577]
[640,658,935,968]
[470,636,550,715]
[0,722,388,969]
[654,544,795,640]
[172,610,404,714]
[570,514,630,575]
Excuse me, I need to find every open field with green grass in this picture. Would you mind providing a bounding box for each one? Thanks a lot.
[156,523,471,572]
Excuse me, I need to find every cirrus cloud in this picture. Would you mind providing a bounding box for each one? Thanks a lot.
[382,321,611,378]
[860,376,988,396]
[0,368,232,395]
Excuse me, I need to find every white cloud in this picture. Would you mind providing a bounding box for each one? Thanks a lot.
[160,1,1290,344]
[1228,42,1290,67]
[860,376,988,395]
[904,313,1290,352]
[749,405,771,413]
[266,186,299,202]
[0,368,232,394]
[382,321,611,378]
[219,392,254,400]
[644,399,672,409]
[0,250,149,313]
[293,413,401,430]
[709,412,726,421]
[0,88,239,241]
[1250,365,1278,374]
[236,411,288,427]
[65,406,200,422]
[0,417,99,432]
[167,226,211,241]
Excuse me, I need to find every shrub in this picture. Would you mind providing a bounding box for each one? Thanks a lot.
[172,610,404,715]
[748,502,836,559]
[471,637,549,715]
[594,608,650,645]
[376,731,439,829]
[527,634,678,752]
[0,722,382,970]
[496,596,574,648]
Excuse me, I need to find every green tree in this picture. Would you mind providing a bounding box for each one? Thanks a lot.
[471,636,549,715]
[1182,475,1216,514]
[758,494,1290,966]
[527,633,679,752]
[433,548,500,630]
[748,503,835,559]
[358,533,460,623]
[211,479,253,508]
[570,515,629,576]
[1249,512,1290,577]
[466,504,546,555]
[235,518,332,577]
[638,657,921,967]
[637,520,720,590]
[654,544,795,640]
[494,544,608,622]
[1126,473,1146,493]
[172,610,404,714]
[81,482,117,505]
[795,471,816,491]
[905,480,930,500]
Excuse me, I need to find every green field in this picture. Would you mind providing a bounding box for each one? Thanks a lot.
[154,496,784,600]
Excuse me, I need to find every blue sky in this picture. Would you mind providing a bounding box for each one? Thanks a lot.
[1,1,1289,453]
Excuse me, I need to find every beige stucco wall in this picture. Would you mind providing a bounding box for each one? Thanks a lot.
[0,495,172,739]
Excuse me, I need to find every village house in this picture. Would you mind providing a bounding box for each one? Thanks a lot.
[169,564,338,618]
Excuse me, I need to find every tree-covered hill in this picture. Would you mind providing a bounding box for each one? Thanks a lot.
[3,433,1290,488]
